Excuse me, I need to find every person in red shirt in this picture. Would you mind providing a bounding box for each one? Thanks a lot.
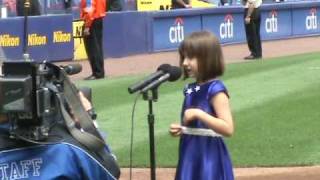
[81,0,106,80]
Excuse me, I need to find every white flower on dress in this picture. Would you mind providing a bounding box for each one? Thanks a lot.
[186,88,193,95]
[195,86,200,92]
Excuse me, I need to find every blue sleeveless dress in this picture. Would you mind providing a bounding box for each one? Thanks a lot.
[175,80,234,180]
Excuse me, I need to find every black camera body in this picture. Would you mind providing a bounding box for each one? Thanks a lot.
[0,62,121,178]
[0,61,64,141]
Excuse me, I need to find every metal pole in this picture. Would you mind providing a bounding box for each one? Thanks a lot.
[23,0,31,61]
[148,99,156,180]
[143,89,158,180]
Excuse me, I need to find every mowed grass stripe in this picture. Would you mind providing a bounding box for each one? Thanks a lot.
[224,52,320,81]
[229,84,320,167]
[226,55,320,113]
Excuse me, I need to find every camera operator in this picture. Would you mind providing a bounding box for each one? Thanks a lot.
[0,92,120,180]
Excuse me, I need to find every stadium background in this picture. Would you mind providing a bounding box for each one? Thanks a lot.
[1,0,319,61]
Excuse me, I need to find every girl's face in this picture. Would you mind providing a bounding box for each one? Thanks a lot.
[182,56,198,79]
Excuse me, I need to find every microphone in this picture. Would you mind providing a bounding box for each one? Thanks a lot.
[128,64,172,94]
[140,65,181,93]
[61,63,82,75]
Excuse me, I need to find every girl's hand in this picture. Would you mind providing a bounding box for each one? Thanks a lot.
[183,108,202,125]
[169,123,182,137]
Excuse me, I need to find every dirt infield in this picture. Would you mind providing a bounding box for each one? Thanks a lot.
[67,36,320,81]
[60,36,320,180]
[120,166,320,180]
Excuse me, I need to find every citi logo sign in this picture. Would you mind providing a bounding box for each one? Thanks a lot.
[220,14,234,39]
[169,17,184,44]
[306,8,317,30]
[266,10,278,33]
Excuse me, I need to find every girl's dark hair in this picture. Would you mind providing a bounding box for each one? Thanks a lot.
[179,31,225,82]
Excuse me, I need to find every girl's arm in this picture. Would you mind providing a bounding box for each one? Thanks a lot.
[184,92,234,137]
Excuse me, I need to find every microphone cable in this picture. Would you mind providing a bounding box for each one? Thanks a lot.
[129,93,142,180]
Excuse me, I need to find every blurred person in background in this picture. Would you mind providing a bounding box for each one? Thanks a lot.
[172,0,192,9]
[3,0,16,13]
[108,0,122,11]
[220,0,231,6]
[81,0,106,80]
[16,0,41,16]
[243,0,262,60]
[64,0,72,13]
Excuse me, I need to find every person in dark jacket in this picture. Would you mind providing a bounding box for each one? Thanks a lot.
[0,93,120,179]
[243,0,263,60]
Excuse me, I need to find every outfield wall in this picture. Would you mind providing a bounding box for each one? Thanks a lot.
[147,1,320,52]
[105,1,320,57]
[0,1,319,61]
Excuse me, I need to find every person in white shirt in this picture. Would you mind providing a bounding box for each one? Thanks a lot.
[243,0,262,60]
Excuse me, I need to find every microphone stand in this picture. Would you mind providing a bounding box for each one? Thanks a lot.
[23,0,31,61]
[142,87,159,180]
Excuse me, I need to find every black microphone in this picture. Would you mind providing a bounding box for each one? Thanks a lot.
[128,64,172,94]
[61,63,82,75]
[140,65,181,93]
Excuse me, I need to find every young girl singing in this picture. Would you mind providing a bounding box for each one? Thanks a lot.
[169,31,234,180]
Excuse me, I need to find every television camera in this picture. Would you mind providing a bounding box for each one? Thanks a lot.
[0,61,85,142]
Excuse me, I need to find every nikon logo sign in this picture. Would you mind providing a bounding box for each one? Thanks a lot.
[28,34,47,46]
[0,34,20,47]
[53,31,71,43]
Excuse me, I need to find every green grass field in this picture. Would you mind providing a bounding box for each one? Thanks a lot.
[76,52,320,168]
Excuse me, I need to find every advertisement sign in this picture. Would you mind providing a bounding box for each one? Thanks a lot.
[191,0,216,8]
[27,16,51,61]
[202,13,246,44]
[49,15,73,61]
[0,15,73,62]
[0,18,23,60]
[261,9,292,40]
[153,16,201,51]
[0,17,50,61]
[137,0,215,11]
[137,0,171,11]
[73,20,87,60]
[292,7,320,36]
